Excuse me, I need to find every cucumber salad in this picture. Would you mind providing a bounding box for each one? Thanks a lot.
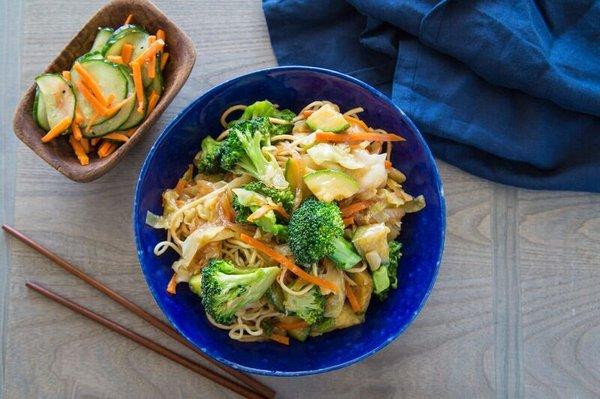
[33,14,168,165]
[146,100,425,345]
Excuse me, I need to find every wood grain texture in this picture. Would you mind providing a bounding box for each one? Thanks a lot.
[1,0,599,398]
[12,0,196,183]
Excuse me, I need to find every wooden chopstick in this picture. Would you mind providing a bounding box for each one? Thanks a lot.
[25,281,263,399]
[2,224,275,399]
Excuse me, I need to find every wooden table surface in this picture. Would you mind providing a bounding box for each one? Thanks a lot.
[1,1,599,398]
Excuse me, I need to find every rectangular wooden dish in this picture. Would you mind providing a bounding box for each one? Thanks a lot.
[13,0,196,182]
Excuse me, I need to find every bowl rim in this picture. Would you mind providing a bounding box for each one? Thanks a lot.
[133,65,446,376]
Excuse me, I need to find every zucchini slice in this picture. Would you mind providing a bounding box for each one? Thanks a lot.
[33,88,50,131]
[90,28,114,52]
[102,25,150,61]
[306,104,349,133]
[34,73,75,129]
[85,65,136,137]
[70,59,128,126]
[303,169,360,202]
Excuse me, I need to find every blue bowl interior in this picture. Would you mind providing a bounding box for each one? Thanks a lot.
[134,67,445,376]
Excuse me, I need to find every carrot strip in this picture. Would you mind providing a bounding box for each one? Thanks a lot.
[166,274,177,294]
[74,63,108,106]
[315,132,405,143]
[71,121,82,141]
[344,115,369,130]
[156,29,166,42]
[131,39,164,65]
[90,137,100,146]
[345,282,361,313]
[276,320,308,331]
[121,43,134,64]
[146,36,157,79]
[41,116,71,143]
[340,201,371,218]
[75,109,84,124]
[80,137,91,153]
[174,179,186,195]
[75,81,110,115]
[130,61,145,113]
[97,141,117,158]
[342,216,354,226]
[103,132,129,142]
[106,55,124,64]
[62,70,71,81]
[105,96,133,116]
[124,13,133,25]
[239,234,338,293]
[385,160,392,169]
[69,135,89,166]
[147,90,160,115]
[301,110,314,118]
[160,52,169,71]
[85,112,99,134]
[270,334,290,346]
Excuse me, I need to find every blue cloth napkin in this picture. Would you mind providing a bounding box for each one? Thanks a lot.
[263,0,600,192]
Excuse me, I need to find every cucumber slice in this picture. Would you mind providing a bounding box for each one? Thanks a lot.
[34,73,75,128]
[33,88,50,131]
[71,59,128,126]
[85,65,136,137]
[119,92,146,130]
[303,169,359,202]
[90,28,114,52]
[306,104,349,133]
[102,25,150,60]
[76,51,105,63]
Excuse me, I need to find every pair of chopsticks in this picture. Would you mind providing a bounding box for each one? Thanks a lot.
[2,225,275,399]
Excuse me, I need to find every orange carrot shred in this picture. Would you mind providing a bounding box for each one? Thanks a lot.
[342,216,354,226]
[340,201,371,218]
[75,109,84,124]
[121,43,134,64]
[124,13,133,25]
[103,132,130,142]
[174,179,186,195]
[156,29,166,42]
[385,160,392,169]
[130,61,145,113]
[147,90,160,115]
[41,117,71,143]
[75,81,110,116]
[91,137,100,146]
[80,137,91,153]
[315,132,405,143]
[131,39,164,65]
[69,135,89,166]
[62,70,71,81]
[71,121,82,141]
[270,334,290,346]
[239,234,338,293]
[86,112,99,134]
[345,282,361,313]
[97,141,117,158]
[74,63,108,106]
[166,274,177,294]
[106,55,124,64]
[160,52,169,71]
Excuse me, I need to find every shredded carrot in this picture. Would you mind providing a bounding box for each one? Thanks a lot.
[74,63,108,106]
[68,135,89,166]
[124,13,133,25]
[97,141,117,158]
[156,29,166,42]
[106,55,124,64]
[166,274,177,294]
[174,179,186,195]
[315,132,405,143]
[103,132,129,142]
[342,216,354,226]
[75,81,110,115]
[130,61,145,113]
[75,109,84,124]
[276,320,308,331]
[340,201,371,218]
[301,110,314,118]
[131,39,164,65]
[41,116,71,143]
[385,160,392,169]
[344,115,369,130]
[239,234,338,293]
[345,281,361,313]
[71,121,82,141]
[146,36,157,79]
[160,52,169,71]
[86,112,99,134]
[147,90,160,115]
[62,70,71,81]
[270,334,290,346]
[105,96,134,116]
[80,137,91,153]
[121,43,134,64]
[91,137,100,146]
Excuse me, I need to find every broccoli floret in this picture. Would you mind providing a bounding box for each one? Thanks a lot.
[200,259,280,325]
[373,241,403,300]
[283,285,325,325]
[288,198,362,269]
[231,183,292,239]
[194,136,223,174]
[237,100,296,136]
[219,119,288,189]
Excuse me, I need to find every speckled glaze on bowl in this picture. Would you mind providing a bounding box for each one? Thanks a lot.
[133,66,445,376]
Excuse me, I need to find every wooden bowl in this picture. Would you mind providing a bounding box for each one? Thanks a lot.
[12,0,196,182]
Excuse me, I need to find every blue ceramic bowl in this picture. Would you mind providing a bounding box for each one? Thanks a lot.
[133,66,445,376]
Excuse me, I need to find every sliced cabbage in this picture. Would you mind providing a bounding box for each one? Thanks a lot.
[352,223,391,271]
[307,143,366,169]
[347,151,388,199]
[320,261,346,318]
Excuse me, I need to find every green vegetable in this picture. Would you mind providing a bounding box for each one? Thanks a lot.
[305,103,349,132]
[194,136,223,174]
[219,119,288,189]
[238,100,296,135]
[200,259,279,325]
[373,240,402,299]
[265,284,285,312]
[371,266,390,295]
[283,285,325,325]
[288,326,310,342]
[303,169,360,202]
[189,274,202,296]
[242,181,294,212]
[288,198,362,269]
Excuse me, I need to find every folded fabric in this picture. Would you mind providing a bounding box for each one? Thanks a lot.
[263,0,600,192]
